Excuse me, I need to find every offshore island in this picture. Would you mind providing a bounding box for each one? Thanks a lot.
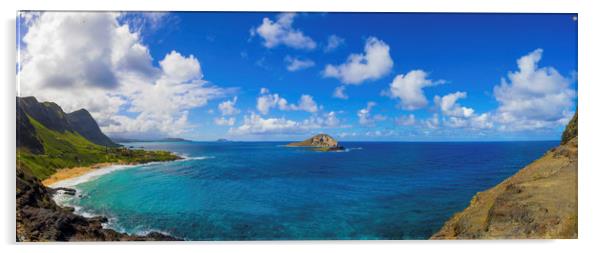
[286,133,345,151]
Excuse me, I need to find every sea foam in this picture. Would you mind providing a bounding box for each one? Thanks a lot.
[48,164,136,188]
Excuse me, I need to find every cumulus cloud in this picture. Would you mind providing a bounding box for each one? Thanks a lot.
[256,89,319,114]
[256,89,290,115]
[324,35,344,52]
[18,12,227,137]
[424,113,440,129]
[323,37,393,85]
[228,111,340,135]
[118,12,172,35]
[218,96,240,116]
[284,56,315,72]
[395,114,416,126]
[357,102,386,126]
[251,13,316,50]
[385,70,444,110]
[214,117,236,126]
[493,49,576,131]
[332,86,348,99]
[303,111,341,128]
[290,95,319,113]
[432,91,493,130]
[434,92,474,118]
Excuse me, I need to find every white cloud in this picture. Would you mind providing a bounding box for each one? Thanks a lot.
[256,89,289,115]
[337,132,358,138]
[290,94,319,113]
[303,111,341,128]
[357,102,386,126]
[218,96,239,116]
[159,51,201,82]
[18,12,227,137]
[256,89,319,114]
[229,113,298,135]
[434,92,474,118]
[323,37,393,85]
[118,12,172,35]
[395,114,416,126]
[432,91,493,130]
[332,86,348,99]
[365,130,397,137]
[493,49,576,131]
[424,113,440,129]
[324,35,344,52]
[442,113,494,130]
[284,56,315,72]
[228,111,340,136]
[214,117,236,126]
[252,13,316,50]
[385,70,443,110]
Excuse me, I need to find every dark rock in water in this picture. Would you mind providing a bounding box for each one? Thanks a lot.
[51,187,76,196]
[16,165,179,241]
[88,216,109,223]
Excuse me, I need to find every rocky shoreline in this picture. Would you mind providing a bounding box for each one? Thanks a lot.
[17,165,179,241]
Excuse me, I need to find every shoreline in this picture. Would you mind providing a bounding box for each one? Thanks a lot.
[42,159,176,188]
[42,162,115,187]
[42,162,139,188]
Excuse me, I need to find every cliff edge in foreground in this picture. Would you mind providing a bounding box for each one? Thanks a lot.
[431,112,578,239]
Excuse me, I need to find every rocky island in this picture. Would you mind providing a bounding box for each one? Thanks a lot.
[286,134,345,151]
[431,112,578,239]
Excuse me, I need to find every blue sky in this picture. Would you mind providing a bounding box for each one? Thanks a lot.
[17,12,577,141]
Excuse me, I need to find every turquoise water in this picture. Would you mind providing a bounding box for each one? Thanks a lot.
[58,141,556,240]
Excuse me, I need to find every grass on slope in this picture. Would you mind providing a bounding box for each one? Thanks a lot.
[17,116,179,180]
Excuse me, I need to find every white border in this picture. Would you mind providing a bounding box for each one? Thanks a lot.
[2,1,601,253]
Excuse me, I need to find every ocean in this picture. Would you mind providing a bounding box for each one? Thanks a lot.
[53,141,557,240]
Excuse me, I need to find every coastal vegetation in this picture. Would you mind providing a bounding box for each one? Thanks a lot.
[16,96,180,180]
[16,96,181,241]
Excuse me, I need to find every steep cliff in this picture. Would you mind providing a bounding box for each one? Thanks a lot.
[431,113,578,239]
[17,96,118,147]
[66,108,117,147]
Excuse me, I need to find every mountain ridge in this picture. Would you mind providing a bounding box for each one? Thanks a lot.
[17,96,118,148]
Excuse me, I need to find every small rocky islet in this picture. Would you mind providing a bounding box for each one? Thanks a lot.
[286,134,345,151]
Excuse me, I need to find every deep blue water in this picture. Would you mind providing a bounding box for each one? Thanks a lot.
[58,141,557,240]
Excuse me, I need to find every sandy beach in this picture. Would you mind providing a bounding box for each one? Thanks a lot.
[42,162,122,187]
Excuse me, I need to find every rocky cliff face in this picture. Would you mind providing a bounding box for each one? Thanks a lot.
[431,113,578,239]
[17,96,118,148]
[286,134,339,147]
[16,165,177,241]
[66,108,117,147]
[17,100,44,154]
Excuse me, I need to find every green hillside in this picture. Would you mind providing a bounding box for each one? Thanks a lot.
[17,115,178,180]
